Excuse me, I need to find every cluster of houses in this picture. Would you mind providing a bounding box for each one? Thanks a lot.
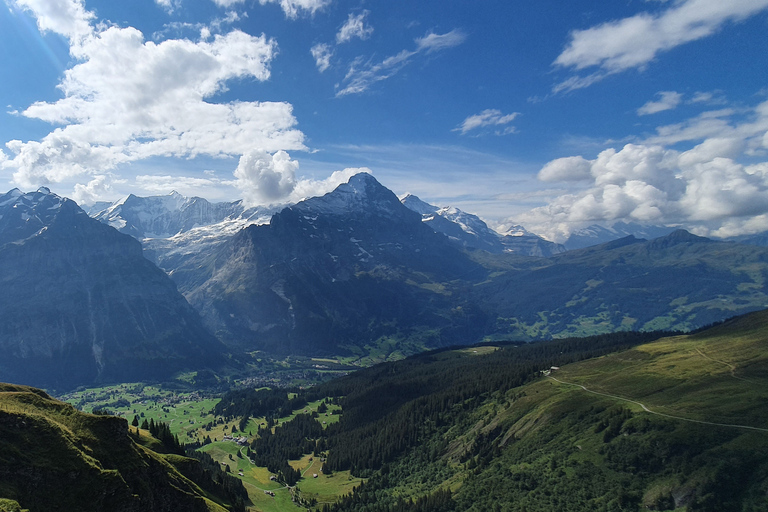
[222,434,249,446]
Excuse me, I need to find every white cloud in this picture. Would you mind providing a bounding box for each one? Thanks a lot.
[415,29,466,53]
[8,0,94,42]
[257,0,331,19]
[291,167,371,200]
[515,99,768,241]
[336,10,373,44]
[2,10,306,192]
[311,42,333,72]
[637,91,683,115]
[234,149,299,205]
[538,156,593,182]
[135,174,224,194]
[155,0,182,13]
[212,0,245,7]
[689,90,728,105]
[455,109,519,136]
[233,149,370,206]
[553,0,768,92]
[71,174,115,205]
[337,29,466,97]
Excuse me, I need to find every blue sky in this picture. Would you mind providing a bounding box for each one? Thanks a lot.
[1,0,768,241]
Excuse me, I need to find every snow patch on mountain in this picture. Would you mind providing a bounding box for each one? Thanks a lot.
[400,193,564,256]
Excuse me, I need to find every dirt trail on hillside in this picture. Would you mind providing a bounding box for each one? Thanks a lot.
[694,347,753,383]
[547,376,768,433]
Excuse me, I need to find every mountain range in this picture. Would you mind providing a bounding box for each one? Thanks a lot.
[5,175,768,389]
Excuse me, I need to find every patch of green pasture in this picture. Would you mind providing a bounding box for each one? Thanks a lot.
[296,470,363,506]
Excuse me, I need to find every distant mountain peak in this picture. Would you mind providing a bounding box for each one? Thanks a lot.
[400,193,438,215]
[294,171,403,217]
[648,229,711,250]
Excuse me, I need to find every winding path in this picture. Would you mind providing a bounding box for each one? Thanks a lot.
[694,348,753,383]
[547,375,768,433]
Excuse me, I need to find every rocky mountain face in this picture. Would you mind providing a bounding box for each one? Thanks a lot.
[186,173,489,354]
[89,191,246,238]
[88,191,277,293]
[0,188,223,391]
[400,193,565,256]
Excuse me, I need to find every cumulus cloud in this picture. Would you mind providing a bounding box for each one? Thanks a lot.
[8,0,93,42]
[2,2,306,194]
[514,99,768,241]
[637,91,683,115]
[455,109,519,136]
[155,0,182,13]
[336,10,373,44]
[233,149,370,206]
[553,0,768,92]
[337,29,466,97]
[234,149,299,205]
[71,174,116,205]
[538,156,593,182]
[257,0,331,19]
[311,42,333,72]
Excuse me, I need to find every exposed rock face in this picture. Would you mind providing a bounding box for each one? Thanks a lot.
[187,173,489,354]
[0,188,223,391]
[88,191,277,293]
[88,191,246,238]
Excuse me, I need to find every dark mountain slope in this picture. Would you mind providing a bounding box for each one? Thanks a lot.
[188,173,488,355]
[0,189,224,391]
[0,383,241,512]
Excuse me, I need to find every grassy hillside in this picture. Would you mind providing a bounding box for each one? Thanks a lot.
[0,384,238,512]
[296,311,768,511]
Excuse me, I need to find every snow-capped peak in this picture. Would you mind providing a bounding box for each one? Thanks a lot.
[294,172,401,216]
[399,193,438,215]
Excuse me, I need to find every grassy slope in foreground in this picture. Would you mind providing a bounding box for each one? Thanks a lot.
[452,311,768,512]
[0,384,229,512]
[551,310,768,428]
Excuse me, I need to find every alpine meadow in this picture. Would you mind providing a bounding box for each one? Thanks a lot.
[2,1,768,511]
